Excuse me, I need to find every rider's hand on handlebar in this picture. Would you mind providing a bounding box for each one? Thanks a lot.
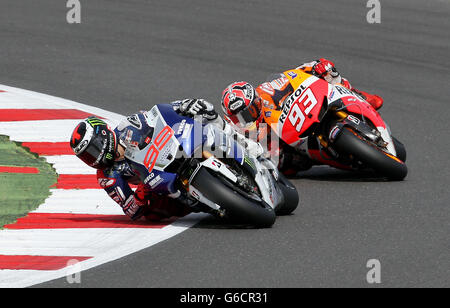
[180,99,217,118]
[313,58,337,77]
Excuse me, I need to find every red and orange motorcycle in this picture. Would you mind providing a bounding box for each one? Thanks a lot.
[262,69,407,180]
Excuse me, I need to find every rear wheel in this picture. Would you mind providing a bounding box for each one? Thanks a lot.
[190,167,276,228]
[333,128,408,180]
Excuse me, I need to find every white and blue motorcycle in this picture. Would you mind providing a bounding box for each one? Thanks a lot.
[124,104,299,228]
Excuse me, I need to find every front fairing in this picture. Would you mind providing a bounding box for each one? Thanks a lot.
[262,69,329,146]
[124,104,247,195]
[328,85,396,155]
[124,107,181,194]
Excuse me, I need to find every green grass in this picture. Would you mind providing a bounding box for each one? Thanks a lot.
[0,135,57,228]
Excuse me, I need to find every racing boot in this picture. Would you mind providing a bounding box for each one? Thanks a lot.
[279,151,314,176]
[142,193,193,221]
[352,89,384,110]
[340,78,383,110]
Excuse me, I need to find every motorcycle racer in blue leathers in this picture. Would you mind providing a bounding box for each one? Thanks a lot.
[70,99,261,221]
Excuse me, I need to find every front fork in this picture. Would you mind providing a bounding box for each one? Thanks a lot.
[316,108,383,151]
[177,151,241,215]
[311,109,348,158]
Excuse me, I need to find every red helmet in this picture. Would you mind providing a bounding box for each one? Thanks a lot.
[221,81,263,128]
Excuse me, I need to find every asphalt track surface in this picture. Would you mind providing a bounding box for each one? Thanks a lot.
[1,0,448,287]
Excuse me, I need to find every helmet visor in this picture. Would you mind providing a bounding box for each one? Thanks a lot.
[77,128,116,169]
[230,97,262,128]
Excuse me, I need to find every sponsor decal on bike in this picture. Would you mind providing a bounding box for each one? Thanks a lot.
[176,119,187,135]
[259,83,275,95]
[148,175,163,189]
[211,159,222,168]
[190,190,200,200]
[270,77,289,90]
[126,114,142,129]
[144,172,155,184]
[335,85,355,96]
[287,71,298,78]
[125,129,133,144]
[244,156,256,171]
[143,125,174,173]
[329,88,336,101]
[347,114,361,125]
[329,125,342,141]
[279,87,304,124]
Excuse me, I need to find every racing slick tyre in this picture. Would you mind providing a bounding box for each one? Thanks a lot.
[333,128,408,181]
[190,167,276,228]
[275,172,299,216]
[392,136,407,162]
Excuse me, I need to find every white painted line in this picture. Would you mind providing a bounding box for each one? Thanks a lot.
[0,92,74,109]
[43,155,97,175]
[32,189,123,215]
[0,119,117,143]
[0,85,124,123]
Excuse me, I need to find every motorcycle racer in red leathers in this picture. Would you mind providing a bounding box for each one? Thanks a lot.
[221,59,384,175]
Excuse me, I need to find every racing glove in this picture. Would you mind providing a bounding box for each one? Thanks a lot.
[312,58,342,84]
[179,99,218,121]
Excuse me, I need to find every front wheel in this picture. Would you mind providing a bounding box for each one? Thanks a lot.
[275,172,299,215]
[190,167,276,228]
[333,128,408,181]
[392,136,407,162]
